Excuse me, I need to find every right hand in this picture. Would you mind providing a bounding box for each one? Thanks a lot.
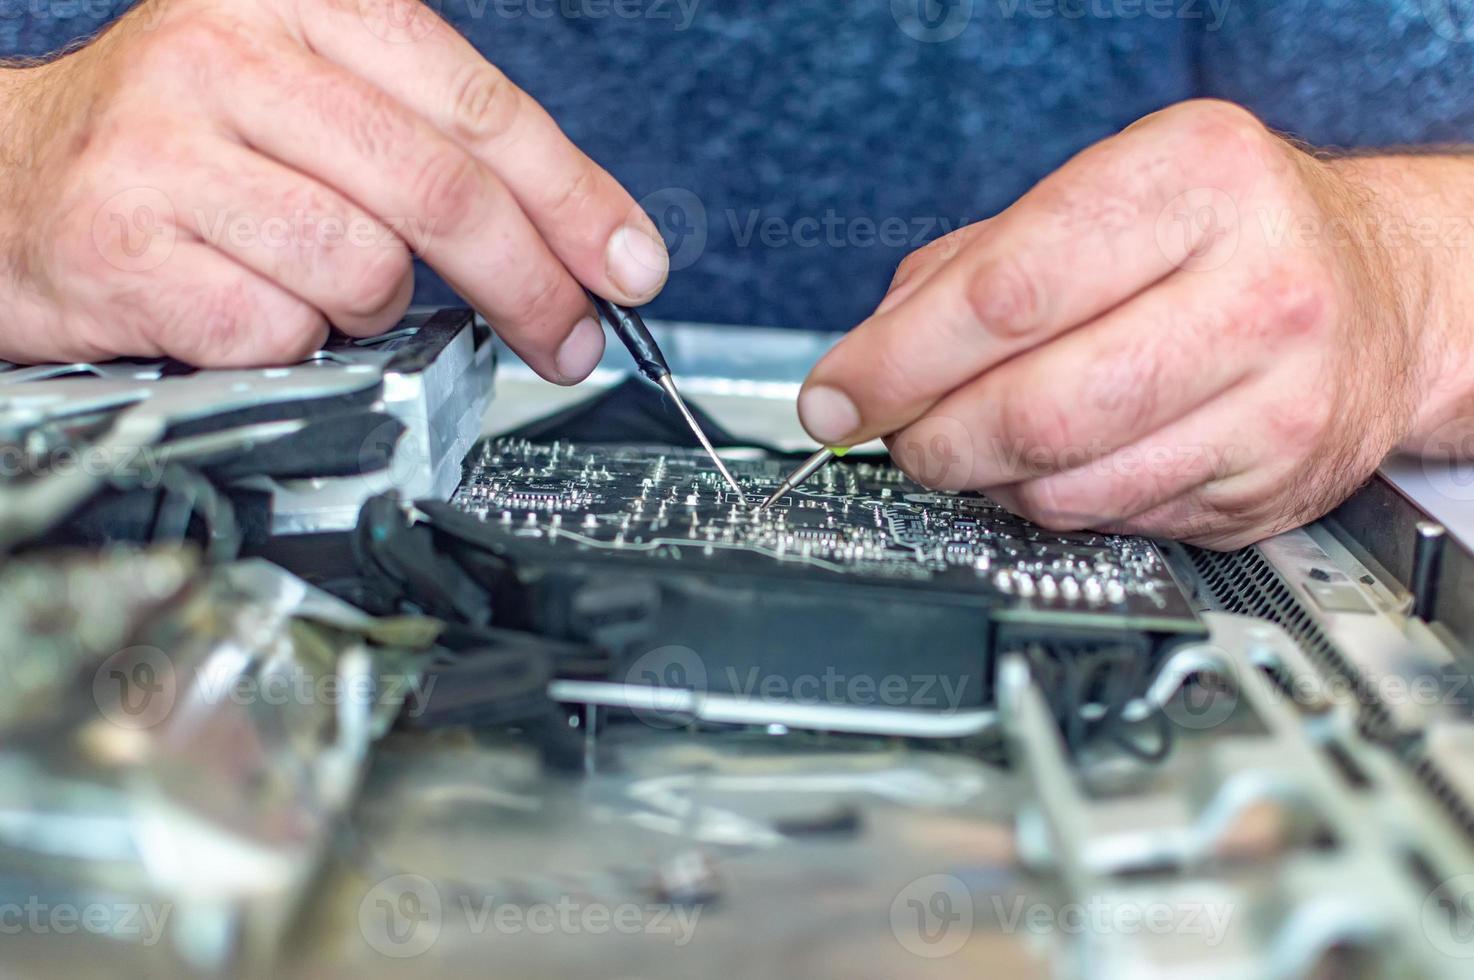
[0,0,668,375]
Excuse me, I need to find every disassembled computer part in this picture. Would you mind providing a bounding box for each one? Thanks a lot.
[0,308,492,549]
[423,439,1203,717]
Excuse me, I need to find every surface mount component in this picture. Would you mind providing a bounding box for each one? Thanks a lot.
[426,439,1204,709]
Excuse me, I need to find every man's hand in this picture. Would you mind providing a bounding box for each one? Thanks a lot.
[0,0,668,375]
[799,100,1455,550]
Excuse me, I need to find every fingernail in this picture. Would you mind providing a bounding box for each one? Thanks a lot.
[605,225,669,301]
[555,316,605,384]
[798,385,860,444]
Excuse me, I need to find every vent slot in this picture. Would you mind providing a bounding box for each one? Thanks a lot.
[1183,545,1474,847]
[1181,546,1400,746]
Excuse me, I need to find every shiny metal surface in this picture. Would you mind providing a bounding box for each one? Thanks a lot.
[759,446,838,510]
[0,551,439,979]
[5,318,1474,978]
[655,372,743,496]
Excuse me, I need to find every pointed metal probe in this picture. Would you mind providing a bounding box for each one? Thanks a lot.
[655,372,743,496]
[589,293,745,499]
[757,446,849,511]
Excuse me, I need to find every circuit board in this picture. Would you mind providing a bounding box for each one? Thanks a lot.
[447,438,1199,634]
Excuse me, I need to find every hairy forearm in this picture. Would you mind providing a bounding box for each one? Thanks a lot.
[1326,153,1474,455]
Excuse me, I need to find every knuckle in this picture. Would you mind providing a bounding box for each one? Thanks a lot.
[542,163,602,226]
[1254,264,1333,340]
[894,249,928,282]
[997,392,1075,463]
[1167,99,1264,146]
[1203,486,1266,525]
[272,309,331,362]
[410,148,484,228]
[328,84,417,163]
[861,334,928,415]
[193,284,254,357]
[344,244,411,319]
[514,265,573,329]
[891,239,947,289]
[1166,99,1275,182]
[448,64,522,147]
[133,16,236,79]
[1282,400,1334,452]
[964,255,1043,340]
[158,279,254,364]
[1085,334,1164,430]
[1013,479,1078,531]
[1080,474,1150,525]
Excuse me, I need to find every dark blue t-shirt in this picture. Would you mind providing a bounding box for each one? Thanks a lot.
[5,1,1474,330]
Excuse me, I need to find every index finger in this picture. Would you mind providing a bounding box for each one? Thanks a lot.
[291,0,670,305]
[796,101,1264,447]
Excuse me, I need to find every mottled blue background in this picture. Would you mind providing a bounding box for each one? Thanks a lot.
[7,0,1474,330]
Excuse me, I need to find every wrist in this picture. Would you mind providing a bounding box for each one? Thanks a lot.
[0,63,64,361]
[1323,154,1468,453]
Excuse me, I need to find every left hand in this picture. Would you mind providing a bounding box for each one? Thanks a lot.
[797,99,1432,550]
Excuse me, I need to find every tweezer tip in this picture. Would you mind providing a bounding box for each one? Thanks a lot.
[654,372,745,498]
[757,486,787,512]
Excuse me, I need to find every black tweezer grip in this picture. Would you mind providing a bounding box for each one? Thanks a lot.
[588,292,670,383]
